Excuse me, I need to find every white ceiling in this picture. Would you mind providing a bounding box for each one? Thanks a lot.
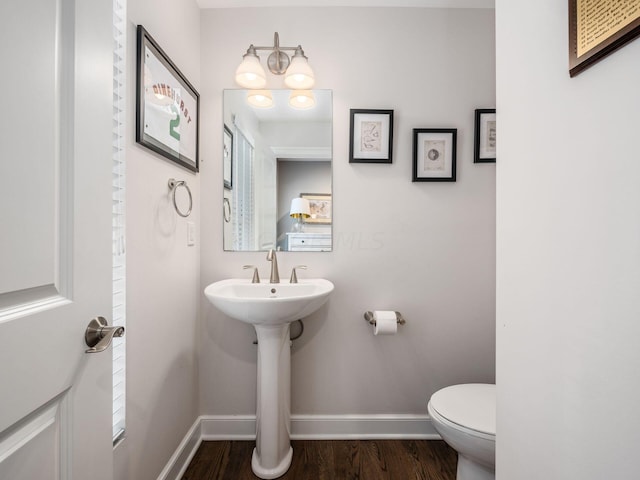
[197,0,494,9]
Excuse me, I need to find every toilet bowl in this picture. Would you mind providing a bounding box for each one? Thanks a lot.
[428,384,495,480]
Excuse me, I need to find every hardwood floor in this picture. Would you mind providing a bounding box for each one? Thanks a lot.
[181,440,457,480]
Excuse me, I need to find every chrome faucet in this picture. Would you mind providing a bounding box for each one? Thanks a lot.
[266,249,280,283]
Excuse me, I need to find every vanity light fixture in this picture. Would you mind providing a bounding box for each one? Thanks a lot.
[284,52,315,89]
[235,32,315,90]
[289,90,316,109]
[289,198,311,233]
[247,90,274,108]
[234,48,267,89]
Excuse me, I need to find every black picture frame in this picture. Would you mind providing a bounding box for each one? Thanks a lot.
[412,128,457,182]
[136,25,200,172]
[474,109,496,164]
[223,125,233,189]
[349,109,394,163]
[569,0,640,77]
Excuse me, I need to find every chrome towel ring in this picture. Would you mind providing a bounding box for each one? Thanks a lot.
[168,178,193,218]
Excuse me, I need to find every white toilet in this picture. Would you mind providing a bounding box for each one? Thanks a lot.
[428,384,495,480]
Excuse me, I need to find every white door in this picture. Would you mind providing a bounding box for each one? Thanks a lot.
[0,0,114,478]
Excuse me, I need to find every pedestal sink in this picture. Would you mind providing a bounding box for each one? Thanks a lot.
[204,278,334,479]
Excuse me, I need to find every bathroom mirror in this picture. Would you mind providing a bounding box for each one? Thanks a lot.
[223,89,332,252]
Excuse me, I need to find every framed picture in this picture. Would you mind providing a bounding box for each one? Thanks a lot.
[223,125,233,189]
[412,129,457,182]
[301,193,332,224]
[349,109,394,163]
[569,0,640,77]
[474,109,496,163]
[136,25,200,172]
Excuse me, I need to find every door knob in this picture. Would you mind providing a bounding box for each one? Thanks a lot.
[85,316,125,353]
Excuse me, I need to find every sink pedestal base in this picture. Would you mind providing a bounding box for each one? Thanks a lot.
[252,323,292,479]
[251,446,293,480]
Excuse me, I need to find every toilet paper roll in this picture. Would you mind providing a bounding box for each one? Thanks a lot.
[373,311,398,335]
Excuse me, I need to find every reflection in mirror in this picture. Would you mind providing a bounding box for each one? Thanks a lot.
[223,89,332,252]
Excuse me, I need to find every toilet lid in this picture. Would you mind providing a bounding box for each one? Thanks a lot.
[430,384,495,436]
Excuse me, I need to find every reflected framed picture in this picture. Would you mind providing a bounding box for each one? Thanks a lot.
[301,193,332,224]
[223,125,233,189]
[412,128,457,182]
[474,108,496,163]
[136,25,200,172]
[349,109,394,163]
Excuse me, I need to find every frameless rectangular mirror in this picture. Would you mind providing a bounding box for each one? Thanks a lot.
[223,89,332,252]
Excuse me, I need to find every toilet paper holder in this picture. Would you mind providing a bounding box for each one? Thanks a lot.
[364,311,406,326]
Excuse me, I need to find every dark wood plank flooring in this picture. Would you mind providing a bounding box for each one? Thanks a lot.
[182,440,457,480]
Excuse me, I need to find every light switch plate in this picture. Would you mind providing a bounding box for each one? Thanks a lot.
[187,222,196,246]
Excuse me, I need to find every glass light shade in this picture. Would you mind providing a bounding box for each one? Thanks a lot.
[289,198,311,218]
[235,53,267,89]
[289,90,316,109]
[247,90,273,108]
[284,55,315,89]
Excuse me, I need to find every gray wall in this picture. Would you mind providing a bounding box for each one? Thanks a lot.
[496,1,640,479]
[200,7,496,418]
[277,160,332,245]
[114,1,201,479]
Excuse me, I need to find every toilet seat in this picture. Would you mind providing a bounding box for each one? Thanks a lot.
[429,384,495,437]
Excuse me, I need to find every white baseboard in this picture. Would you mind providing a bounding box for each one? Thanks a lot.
[159,414,440,480]
[289,414,439,440]
[156,419,202,480]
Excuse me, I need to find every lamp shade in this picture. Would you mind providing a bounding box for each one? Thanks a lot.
[247,90,273,108]
[289,90,315,109]
[284,53,315,89]
[289,198,311,218]
[235,51,267,89]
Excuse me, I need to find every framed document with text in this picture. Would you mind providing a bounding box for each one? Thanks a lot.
[569,0,640,77]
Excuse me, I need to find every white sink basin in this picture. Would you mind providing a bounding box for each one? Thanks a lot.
[204,276,334,478]
[204,278,334,325]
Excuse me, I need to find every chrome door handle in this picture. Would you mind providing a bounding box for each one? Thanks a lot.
[85,316,125,353]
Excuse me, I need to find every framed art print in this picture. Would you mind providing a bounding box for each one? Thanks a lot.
[136,25,200,172]
[349,109,394,163]
[474,108,496,163]
[300,193,332,224]
[412,128,457,182]
[569,0,640,77]
[223,125,233,189]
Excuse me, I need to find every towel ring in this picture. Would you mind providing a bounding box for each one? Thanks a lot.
[223,197,231,223]
[168,178,192,218]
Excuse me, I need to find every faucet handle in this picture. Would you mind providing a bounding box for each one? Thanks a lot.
[290,265,307,284]
[243,265,260,283]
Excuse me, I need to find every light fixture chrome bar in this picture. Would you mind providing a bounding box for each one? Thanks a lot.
[251,46,302,52]
[250,32,302,52]
[235,32,314,89]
